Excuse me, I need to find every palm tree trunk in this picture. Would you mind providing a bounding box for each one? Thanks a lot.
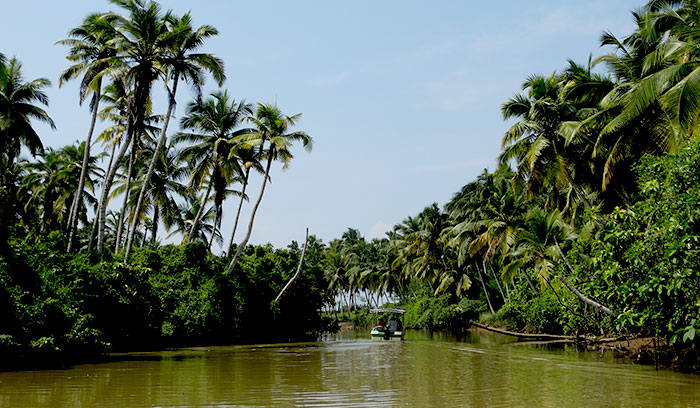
[124,76,179,260]
[225,145,273,275]
[95,133,132,253]
[115,139,136,253]
[488,262,507,301]
[553,237,612,315]
[208,205,219,249]
[67,84,101,252]
[151,204,159,244]
[185,178,213,243]
[87,143,116,252]
[274,228,309,303]
[523,273,538,293]
[226,168,250,256]
[477,261,495,314]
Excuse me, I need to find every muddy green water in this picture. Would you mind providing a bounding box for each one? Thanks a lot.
[2,330,700,407]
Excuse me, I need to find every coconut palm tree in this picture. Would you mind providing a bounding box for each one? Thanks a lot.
[502,208,612,315]
[169,189,219,244]
[117,142,187,244]
[225,104,313,275]
[0,55,55,184]
[174,91,253,249]
[123,9,225,259]
[19,144,102,234]
[57,12,120,251]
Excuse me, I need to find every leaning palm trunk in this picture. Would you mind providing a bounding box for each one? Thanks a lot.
[477,261,496,314]
[274,228,309,303]
[186,178,213,244]
[225,146,273,275]
[124,77,179,260]
[226,168,250,256]
[94,133,133,253]
[114,141,136,253]
[488,262,507,301]
[67,84,101,252]
[208,204,220,249]
[87,143,116,251]
[553,237,612,315]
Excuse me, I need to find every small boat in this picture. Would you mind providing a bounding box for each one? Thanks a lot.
[369,308,405,341]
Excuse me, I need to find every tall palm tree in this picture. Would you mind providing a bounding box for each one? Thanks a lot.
[123,10,225,259]
[93,0,171,253]
[174,91,253,249]
[499,73,587,211]
[0,56,55,183]
[57,12,119,251]
[225,104,313,275]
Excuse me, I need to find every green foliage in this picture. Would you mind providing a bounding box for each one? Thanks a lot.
[492,280,568,334]
[400,295,485,333]
[0,237,332,368]
[575,141,700,345]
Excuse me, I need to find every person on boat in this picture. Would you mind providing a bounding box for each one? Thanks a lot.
[388,317,399,332]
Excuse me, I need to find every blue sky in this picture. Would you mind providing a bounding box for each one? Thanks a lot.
[2,0,641,250]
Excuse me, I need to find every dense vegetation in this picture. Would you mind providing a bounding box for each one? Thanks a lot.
[3,0,700,371]
[320,1,700,370]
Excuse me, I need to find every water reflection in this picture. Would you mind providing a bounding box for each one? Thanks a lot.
[1,329,700,407]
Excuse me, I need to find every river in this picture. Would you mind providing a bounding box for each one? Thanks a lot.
[1,329,700,407]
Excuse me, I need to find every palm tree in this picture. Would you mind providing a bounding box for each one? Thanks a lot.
[174,91,253,249]
[57,12,119,251]
[502,208,612,315]
[499,73,589,211]
[19,144,102,234]
[225,104,313,275]
[0,55,55,183]
[169,189,219,244]
[123,9,225,259]
[118,142,187,244]
[564,12,674,199]
[225,140,263,255]
[93,0,170,253]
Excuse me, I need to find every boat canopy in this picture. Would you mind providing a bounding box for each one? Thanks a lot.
[369,308,406,315]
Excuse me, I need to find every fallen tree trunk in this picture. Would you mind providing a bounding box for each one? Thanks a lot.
[469,321,629,344]
[469,321,576,340]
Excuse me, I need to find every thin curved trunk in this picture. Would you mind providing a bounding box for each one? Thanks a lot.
[488,261,506,301]
[67,83,101,252]
[477,260,495,314]
[225,146,273,275]
[114,139,136,253]
[226,168,250,256]
[186,178,213,244]
[124,76,179,260]
[88,143,116,251]
[95,133,132,253]
[274,228,309,303]
[553,237,612,315]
